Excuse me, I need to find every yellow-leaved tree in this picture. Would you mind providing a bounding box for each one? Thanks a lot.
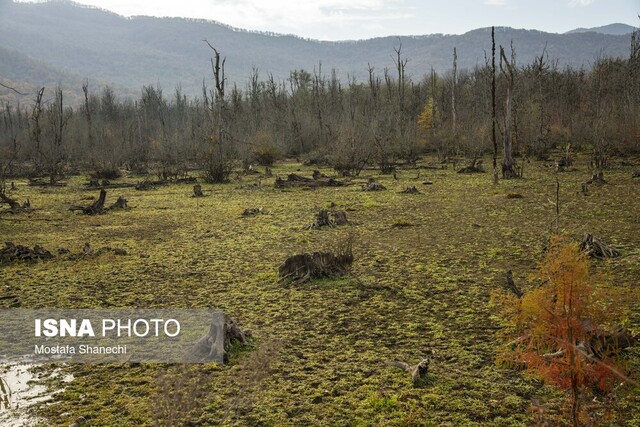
[417,97,438,146]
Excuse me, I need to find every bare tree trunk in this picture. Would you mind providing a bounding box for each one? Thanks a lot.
[491,27,498,184]
[500,47,516,179]
[452,47,457,135]
[31,87,44,173]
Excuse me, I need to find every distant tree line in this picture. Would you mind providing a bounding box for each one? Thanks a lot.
[1,30,639,188]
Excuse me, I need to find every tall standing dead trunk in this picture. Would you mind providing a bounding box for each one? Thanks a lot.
[31,87,44,173]
[500,46,516,179]
[491,27,498,184]
[82,80,94,165]
[452,47,457,136]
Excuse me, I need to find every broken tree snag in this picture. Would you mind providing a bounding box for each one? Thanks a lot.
[580,234,620,259]
[192,313,251,363]
[309,209,349,229]
[386,357,430,387]
[192,184,205,198]
[69,189,107,215]
[362,178,386,191]
[0,242,53,265]
[504,270,523,298]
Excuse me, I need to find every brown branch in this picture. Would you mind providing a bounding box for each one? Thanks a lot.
[0,81,28,96]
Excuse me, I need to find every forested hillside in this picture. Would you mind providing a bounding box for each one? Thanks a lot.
[0,0,634,102]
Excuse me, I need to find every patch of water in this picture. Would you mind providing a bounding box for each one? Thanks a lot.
[0,364,73,427]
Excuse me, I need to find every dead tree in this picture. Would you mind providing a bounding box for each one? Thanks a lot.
[452,47,458,135]
[31,88,45,172]
[44,87,70,184]
[500,47,517,178]
[491,27,498,184]
[203,41,233,183]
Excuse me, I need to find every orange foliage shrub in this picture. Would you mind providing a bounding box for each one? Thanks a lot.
[496,235,634,424]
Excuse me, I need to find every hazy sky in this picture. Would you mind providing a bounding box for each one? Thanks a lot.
[18,0,640,40]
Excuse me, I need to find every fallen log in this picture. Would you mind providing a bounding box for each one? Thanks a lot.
[0,191,32,213]
[28,178,67,187]
[84,181,137,190]
[275,173,347,188]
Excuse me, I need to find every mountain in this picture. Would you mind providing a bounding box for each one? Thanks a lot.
[566,23,637,36]
[0,0,635,103]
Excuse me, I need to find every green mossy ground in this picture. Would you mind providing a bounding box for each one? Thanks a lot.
[1,156,638,426]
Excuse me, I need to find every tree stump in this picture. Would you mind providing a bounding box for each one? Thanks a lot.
[109,196,129,210]
[309,209,348,228]
[192,184,205,197]
[192,313,250,363]
[386,357,430,387]
[0,242,53,264]
[504,270,523,298]
[585,171,606,186]
[401,186,419,194]
[362,178,386,191]
[279,241,353,284]
[70,189,107,215]
[580,234,619,259]
[242,207,263,217]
